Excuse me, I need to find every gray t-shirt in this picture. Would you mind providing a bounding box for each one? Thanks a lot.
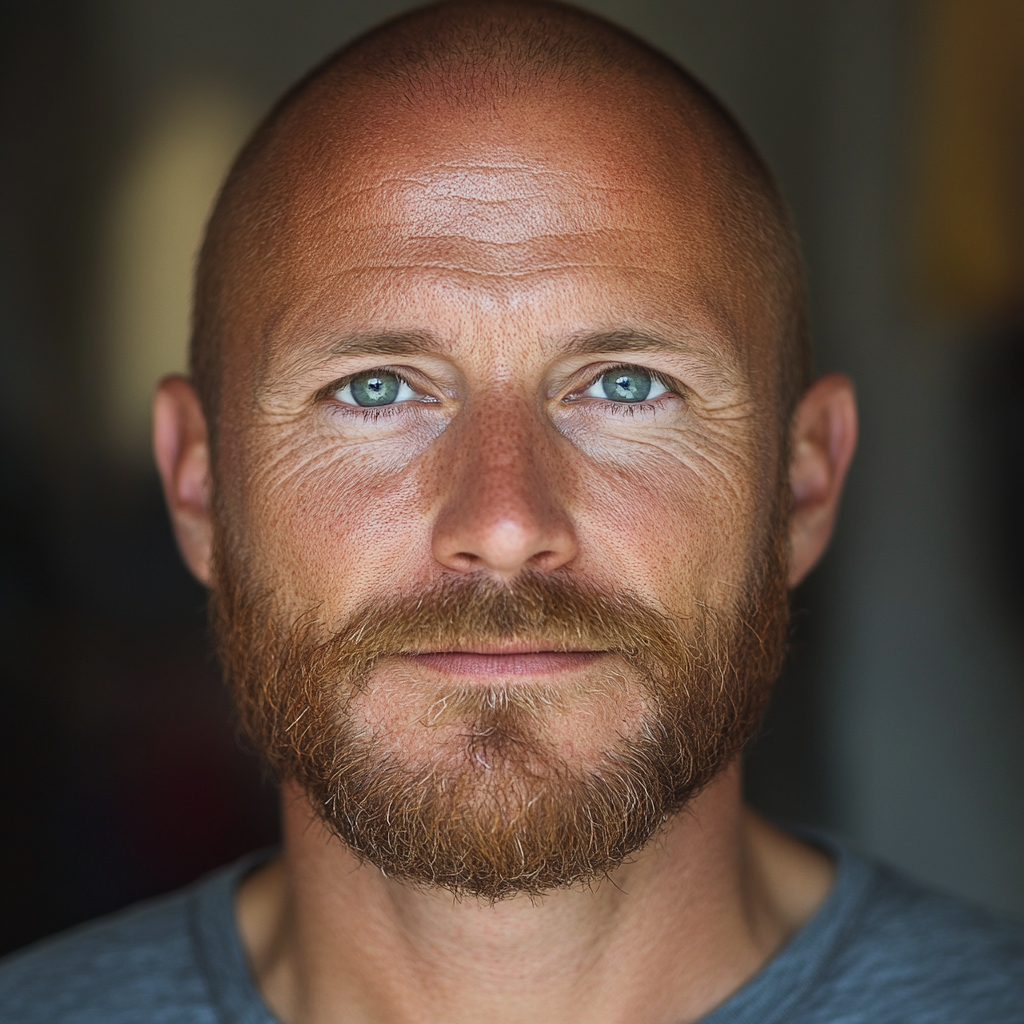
[1,841,1022,1023]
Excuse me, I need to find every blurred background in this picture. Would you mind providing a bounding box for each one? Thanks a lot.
[1,0,1022,956]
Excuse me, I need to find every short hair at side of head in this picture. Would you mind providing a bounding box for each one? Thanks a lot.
[191,0,812,450]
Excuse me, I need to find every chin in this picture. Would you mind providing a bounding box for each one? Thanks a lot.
[342,658,655,779]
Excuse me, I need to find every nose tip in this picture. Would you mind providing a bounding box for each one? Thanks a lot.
[430,421,577,580]
[434,509,576,578]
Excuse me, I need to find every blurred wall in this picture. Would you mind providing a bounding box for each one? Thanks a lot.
[818,0,1024,914]
[1,0,1021,955]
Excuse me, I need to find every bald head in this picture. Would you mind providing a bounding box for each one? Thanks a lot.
[156,5,857,899]
[191,0,809,445]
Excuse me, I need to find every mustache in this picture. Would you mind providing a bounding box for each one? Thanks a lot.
[257,571,701,682]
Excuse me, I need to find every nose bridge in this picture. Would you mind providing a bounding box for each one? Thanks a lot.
[472,399,542,507]
[430,393,577,578]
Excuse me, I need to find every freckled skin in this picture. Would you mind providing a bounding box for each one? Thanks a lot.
[154,39,858,1024]
[215,87,776,629]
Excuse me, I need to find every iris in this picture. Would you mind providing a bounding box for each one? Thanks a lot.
[600,367,652,402]
[349,371,402,406]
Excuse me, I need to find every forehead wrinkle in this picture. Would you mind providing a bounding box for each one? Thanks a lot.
[399,226,681,248]
[249,260,747,365]
[285,225,697,267]
[261,235,724,284]
[404,173,653,205]
[341,174,660,227]
[339,165,634,200]
[285,152,712,267]
[339,158,672,240]
[327,262,682,279]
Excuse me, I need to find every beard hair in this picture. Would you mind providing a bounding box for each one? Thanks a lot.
[210,515,790,901]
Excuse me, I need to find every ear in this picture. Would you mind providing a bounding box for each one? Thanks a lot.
[787,373,858,587]
[153,375,214,586]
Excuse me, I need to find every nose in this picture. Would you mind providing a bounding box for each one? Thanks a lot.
[430,403,578,579]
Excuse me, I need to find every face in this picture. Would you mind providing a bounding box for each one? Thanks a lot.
[191,82,801,897]
[216,83,784,617]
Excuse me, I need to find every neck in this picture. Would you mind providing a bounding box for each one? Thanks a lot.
[238,768,833,1024]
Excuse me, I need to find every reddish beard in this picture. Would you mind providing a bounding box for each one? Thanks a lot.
[210,525,789,901]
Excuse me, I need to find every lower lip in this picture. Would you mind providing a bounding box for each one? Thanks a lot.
[409,651,604,678]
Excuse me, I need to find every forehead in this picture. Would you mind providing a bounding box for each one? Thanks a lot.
[225,81,776,377]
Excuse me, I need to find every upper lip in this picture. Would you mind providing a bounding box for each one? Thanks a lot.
[408,643,602,655]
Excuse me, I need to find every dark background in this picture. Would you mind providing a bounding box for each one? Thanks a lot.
[2,0,1022,957]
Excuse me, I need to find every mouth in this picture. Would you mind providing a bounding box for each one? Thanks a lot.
[406,643,606,678]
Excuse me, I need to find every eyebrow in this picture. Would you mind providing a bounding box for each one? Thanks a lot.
[326,328,687,359]
[326,331,438,357]
[561,329,690,355]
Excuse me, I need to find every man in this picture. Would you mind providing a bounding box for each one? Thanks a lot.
[2,2,1022,1021]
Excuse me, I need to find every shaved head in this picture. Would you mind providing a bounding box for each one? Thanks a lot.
[168,0,837,897]
[191,0,809,447]
[151,0,861,900]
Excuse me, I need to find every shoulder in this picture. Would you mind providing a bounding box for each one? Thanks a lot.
[807,857,1024,1022]
[0,880,218,1024]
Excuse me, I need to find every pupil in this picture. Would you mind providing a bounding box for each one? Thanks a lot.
[601,367,652,402]
[350,371,400,407]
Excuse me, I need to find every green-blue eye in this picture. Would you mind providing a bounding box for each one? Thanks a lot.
[335,370,415,407]
[583,366,668,403]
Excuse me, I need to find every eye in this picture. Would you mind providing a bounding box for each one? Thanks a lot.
[334,369,418,407]
[583,366,668,403]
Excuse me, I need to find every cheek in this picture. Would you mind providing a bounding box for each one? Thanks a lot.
[570,431,765,613]
[228,405,771,621]
[236,429,437,616]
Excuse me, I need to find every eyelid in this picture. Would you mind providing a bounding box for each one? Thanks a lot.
[316,366,437,405]
[564,363,677,402]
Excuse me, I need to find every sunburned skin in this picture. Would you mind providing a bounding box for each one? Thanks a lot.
[220,92,781,788]
[206,87,782,623]
[153,5,858,1023]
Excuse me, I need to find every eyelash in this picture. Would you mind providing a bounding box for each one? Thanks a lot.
[320,364,678,421]
[567,365,677,412]
[597,399,660,417]
[344,403,405,423]
[319,368,426,421]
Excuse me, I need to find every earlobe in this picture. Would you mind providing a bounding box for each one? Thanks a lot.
[786,373,858,587]
[153,375,214,586]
